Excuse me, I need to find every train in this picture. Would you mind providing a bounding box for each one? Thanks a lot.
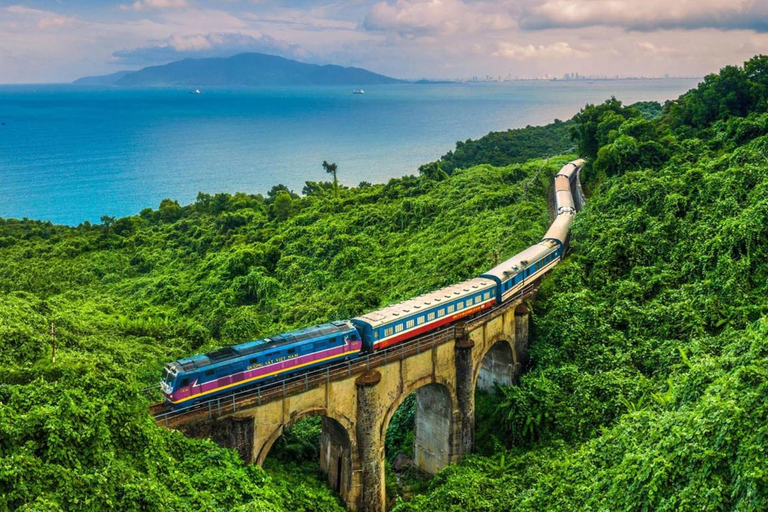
[160,159,585,409]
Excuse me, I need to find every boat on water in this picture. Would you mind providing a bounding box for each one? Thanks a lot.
[189,89,201,94]
[352,89,365,95]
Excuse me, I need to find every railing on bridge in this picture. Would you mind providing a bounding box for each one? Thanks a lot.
[152,282,537,428]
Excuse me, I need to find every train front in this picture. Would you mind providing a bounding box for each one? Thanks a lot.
[160,362,182,402]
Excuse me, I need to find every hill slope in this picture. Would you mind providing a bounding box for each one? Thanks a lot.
[0,157,565,510]
[394,56,768,512]
[73,70,135,86]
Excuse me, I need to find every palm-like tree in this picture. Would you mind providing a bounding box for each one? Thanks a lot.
[322,160,339,199]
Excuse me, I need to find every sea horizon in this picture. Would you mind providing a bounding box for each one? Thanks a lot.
[0,79,700,226]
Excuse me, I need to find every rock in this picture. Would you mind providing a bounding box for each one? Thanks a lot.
[393,453,412,472]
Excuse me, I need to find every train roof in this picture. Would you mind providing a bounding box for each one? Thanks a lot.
[175,321,355,372]
[542,213,574,244]
[554,175,571,192]
[555,159,586,179]
[480,241,558,282]
[353,277,495,329]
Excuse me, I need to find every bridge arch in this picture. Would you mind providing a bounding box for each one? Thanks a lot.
[256,407,356,503]
[381,376,457,476]
[474,336,516,392]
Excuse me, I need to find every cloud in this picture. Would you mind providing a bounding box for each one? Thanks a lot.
[5,5,79,30]
[123,0,190,11]
[363,0,516,38]
[112,31,309,65]
[519,0,768,32]
[636,41,675,56]
[491,40,582,60]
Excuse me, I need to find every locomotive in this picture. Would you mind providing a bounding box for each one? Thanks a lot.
[161,159,584,409]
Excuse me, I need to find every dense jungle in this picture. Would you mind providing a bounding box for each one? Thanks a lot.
[2,56,768,511]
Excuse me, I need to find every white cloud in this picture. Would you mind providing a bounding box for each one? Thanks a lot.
[520,0,768,32]
[112,31,309,65]
[637,41,675,56]
[5,5,79,31]
[3,0,768,84]
[364,0,517,37]
[124,0,190,11]
[492,41,582,60]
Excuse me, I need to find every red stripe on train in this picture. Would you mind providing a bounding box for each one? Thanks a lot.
[374,299,497,350]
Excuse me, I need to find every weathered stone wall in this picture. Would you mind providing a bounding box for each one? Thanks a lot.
[514,305,530,378]
[356,371,384,512]
[476,341,515,391]
[413,384,453,474]
[180,414,255,464]
[320,417,352,501]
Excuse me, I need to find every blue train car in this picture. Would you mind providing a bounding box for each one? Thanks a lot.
[353,278,497,351]
[481,241,562,303]
[161,321,362,409]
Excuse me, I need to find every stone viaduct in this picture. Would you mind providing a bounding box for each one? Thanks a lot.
[154,288,534,512]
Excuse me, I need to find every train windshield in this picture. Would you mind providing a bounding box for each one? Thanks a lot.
[162,366,176,384]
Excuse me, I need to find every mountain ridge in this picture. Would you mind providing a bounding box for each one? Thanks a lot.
[73,52,403,87]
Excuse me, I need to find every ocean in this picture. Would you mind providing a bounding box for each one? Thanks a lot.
[0,79,699,225]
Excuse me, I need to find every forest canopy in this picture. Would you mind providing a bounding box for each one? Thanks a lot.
[0,154,565,511]
[395,55,768,512]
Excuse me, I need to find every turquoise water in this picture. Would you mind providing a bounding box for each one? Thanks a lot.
[0,80,699,225]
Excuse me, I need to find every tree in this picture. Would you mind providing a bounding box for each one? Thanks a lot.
[302,181,334,197]
[272,191,293,221]
[418,162,448,181]
[159,198,182,223]
[322,160,339,198]
[100,215,115,237]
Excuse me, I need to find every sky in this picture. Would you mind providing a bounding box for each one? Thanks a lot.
[2,0,768,83]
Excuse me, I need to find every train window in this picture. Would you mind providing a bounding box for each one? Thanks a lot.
[180,378,189,387]
[375,331,380,339]
[395,324,404,333]
[205,369,215,376]
[417,316,424,325]
[385,327,394,337]
[428,312,435,320]
[249,358,258,364]
[288,347,296,354]
[447,305,455,313]
[406,319,415,329]
[438,309,445,317]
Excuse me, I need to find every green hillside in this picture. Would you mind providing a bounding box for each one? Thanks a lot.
[0,157,563,510]
[394,56,768,512]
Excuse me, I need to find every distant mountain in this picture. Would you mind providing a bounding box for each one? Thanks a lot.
[73,70,136,86]
[74,53,403,87]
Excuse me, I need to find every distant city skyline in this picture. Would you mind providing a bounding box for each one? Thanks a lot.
[2,0,767,84]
